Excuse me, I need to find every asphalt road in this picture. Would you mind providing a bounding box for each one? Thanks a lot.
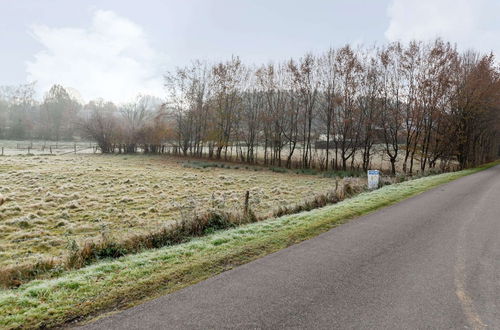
[81,165,500,329]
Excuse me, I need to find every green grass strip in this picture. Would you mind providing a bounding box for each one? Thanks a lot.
[1,161,498,329]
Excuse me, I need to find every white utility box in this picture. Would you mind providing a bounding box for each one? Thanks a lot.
[367,170,380,189]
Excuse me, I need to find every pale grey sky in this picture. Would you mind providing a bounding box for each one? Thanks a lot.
[1,0,500,103]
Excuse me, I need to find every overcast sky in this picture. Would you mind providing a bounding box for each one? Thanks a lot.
[1,0,500,103]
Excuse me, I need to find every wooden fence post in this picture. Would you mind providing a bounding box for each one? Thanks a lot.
[244,190,250,215]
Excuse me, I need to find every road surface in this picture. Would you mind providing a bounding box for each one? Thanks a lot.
[81,165,500,329]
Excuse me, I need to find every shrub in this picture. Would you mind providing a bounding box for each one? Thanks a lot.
[322,169,364,178]
[270,167,287,173]
[296,168,318,175]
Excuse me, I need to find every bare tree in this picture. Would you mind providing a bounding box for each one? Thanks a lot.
[335,46,363,170]
[318,48,339,170]
[210,56,247,159]
[379,43,404,175]
[288,54,319,168]
[41,84,81,141]
[81,99,119,153]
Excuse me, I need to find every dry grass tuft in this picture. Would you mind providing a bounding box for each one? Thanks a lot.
[273,180,365,217]
[0,259,60,288]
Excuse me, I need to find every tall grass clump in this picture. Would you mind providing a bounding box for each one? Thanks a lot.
[0,259,61,288]
[273,180,365,217]
[66,206,263,269]
[183,161,221,169]
[270,167,288,173]
[322,169,365,178]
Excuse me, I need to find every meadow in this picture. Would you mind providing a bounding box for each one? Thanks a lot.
[0,153,362,271]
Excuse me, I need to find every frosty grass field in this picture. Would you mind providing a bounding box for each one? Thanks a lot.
[0,154,361,269]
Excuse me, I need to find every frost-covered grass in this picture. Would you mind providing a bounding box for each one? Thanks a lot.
[1,161,497,329]
[0,154,358,270]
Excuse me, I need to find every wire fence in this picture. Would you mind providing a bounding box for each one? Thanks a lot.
[0,140,99,156]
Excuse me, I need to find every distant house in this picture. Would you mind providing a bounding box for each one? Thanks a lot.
[314,128,388,149]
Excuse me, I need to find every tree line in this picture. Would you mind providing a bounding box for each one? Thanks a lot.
[161,39,500,173]
[0,84,165,151]
[0,84,80,141]
[2,39,499,173]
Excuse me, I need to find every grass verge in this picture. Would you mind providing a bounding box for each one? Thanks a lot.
[0,161,498,329]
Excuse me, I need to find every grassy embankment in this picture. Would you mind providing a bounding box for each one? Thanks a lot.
[0,160,498,329]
